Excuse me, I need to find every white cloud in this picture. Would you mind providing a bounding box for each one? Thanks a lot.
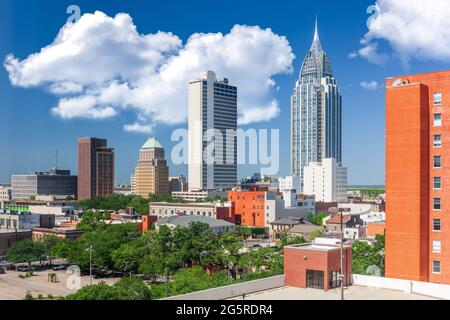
[123,122,153,134]
[347,51,358,59]
[356,0,450,65]
[360,81,382,90]
[4,11,295,131]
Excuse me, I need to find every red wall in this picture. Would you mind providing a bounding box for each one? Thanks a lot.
[228,191,266,227]
[284,246,352,291]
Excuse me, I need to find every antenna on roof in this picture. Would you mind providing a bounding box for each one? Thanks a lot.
[55,149,58,170]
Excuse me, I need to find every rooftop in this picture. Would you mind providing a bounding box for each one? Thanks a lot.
[141,137,163,149]
[157,215,234,228]
[228,286,435,300]
[327,213,352,224]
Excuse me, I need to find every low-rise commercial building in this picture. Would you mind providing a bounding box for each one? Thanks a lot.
[32,227,84,240]
[284,238,352,291]
[0,211,55,230]
[0,229,32,255]
[12,169,77,200]
[0,185,12,201]
[171,190,226,202]
[270,217,322,240]
[155,215,235,234]
[149,201,234,222]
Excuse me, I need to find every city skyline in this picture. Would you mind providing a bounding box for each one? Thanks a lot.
[1,0,449,186]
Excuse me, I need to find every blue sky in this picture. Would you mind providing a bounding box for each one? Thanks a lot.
[0,0,448,186]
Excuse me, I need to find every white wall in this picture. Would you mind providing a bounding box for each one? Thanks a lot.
[304,158,347,202]
[353,274,450,300]
[162,275,285,300]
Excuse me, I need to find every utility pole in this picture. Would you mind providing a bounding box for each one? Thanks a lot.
[330,207,350,301]
[88,245,93,285]
[340,211,344,301]
[165,261,169,297]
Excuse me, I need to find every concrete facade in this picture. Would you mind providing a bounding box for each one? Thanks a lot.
[303,158,347,202]
[132,137,169,197]
[188,71,237,190]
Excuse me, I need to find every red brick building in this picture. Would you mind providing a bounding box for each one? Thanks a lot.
[386,70,450,284]
[284,240,352,291]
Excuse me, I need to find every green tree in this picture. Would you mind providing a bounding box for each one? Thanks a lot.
[170,267,212,295]
[7,239,44,266]
[112,239,146,276]
[66,277,151,300]
[77,210,110,231]
[352,235,385,275]
[219,231,243,279]
[308,229,324,241]
[308,211,329,226]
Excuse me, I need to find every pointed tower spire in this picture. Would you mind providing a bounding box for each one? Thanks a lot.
[310,15,322,52]
[314,15,319,42]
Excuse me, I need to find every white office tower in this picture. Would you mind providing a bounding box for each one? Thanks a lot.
[291,19,342,191]
[303,158,347,203]
[188,71,237,191]
[279,176,301,207]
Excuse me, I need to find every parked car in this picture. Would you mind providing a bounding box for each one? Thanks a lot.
[16,265,30,272]
[52,265,66,271]
[0,267,5,274]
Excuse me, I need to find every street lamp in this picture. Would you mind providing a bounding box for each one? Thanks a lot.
[329,207,351,301]
[87,245,93,285]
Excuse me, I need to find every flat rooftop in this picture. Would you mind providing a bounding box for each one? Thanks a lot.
[229,286,436,300]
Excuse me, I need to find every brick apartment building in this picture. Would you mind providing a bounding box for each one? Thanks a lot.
[386,70,450,284]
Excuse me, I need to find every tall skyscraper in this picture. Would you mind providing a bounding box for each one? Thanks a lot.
[132,137,169,197]
[291,19,342,191]
[386,70,450,284]
[77,138,114,200]
[188,71,237,190]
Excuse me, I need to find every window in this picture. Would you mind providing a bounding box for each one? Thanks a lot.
[434,156,442,168]
[434,92,442,105]
[434,177,442,189]
[433,219,441,232]
[434,114,442,126]
[433,198,441,211]
[434,135,442,148]
[432,261,441,274]
[432,240,441,253]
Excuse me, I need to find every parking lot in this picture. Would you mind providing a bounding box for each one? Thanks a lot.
[0,268,119,300]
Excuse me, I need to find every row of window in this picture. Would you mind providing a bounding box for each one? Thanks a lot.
[431,92,443,275]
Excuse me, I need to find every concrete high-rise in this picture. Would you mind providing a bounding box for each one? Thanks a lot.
[188,71,237,191]
[77,138,114,200]
[303,158,347,203]
[386,70,450,284]
[291,19,342,191]
[132,137,169,197]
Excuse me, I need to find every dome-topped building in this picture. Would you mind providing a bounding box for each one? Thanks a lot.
[131,137,169,197]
